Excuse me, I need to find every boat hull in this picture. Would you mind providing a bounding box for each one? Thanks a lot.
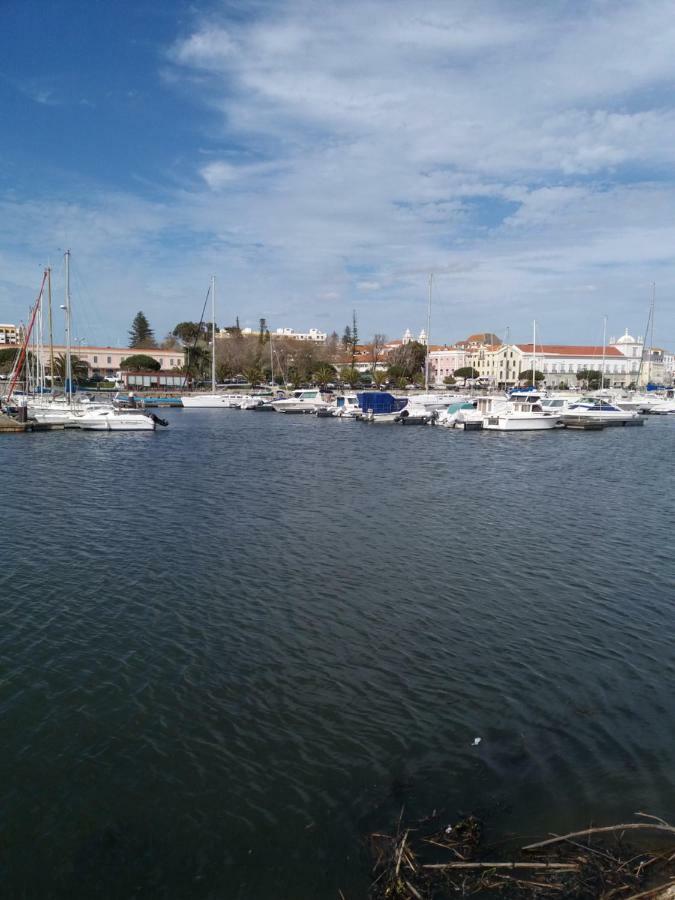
[181,395,236,408]
[483,415,559,431]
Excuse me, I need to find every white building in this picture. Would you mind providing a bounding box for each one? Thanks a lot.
[0,323,19,345]
[470,342,641,387]
[273,327,327,343]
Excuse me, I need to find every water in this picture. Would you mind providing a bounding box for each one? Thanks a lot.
[1,411,673,898]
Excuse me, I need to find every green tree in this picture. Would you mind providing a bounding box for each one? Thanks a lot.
[0,347,18,375]
[387,341,426,379]
[350,310,359,367]
[313,363,337,388]
[372,370,388,388]
[518,368,545,384]
[341,366,361,387]
[454,366,479,380]
[184,345,210,379]
[52,353,90,384]
[128,311,157,348]
[342,325,352,349]
[576,368,603,389]
[443,375,456,385]
[243,366,263,387]
[120,354,161,371]
[172,321,209,346]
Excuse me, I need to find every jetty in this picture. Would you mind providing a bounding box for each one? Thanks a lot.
[0,411,26,433]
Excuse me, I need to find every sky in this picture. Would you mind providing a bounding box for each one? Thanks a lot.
[1,0,674,348]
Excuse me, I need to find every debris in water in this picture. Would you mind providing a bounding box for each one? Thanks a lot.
[472,737,482,746]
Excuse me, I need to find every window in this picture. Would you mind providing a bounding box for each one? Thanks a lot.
[107,356,111,364]
[93,355,98,363]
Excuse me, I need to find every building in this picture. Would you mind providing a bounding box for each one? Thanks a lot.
[468,341,640,388]
[1,344,185,379]
[272,327,327,343]
[0,324,19,345]
[427,347,468,384]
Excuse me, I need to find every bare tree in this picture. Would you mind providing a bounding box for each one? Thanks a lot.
[370,333,387,374]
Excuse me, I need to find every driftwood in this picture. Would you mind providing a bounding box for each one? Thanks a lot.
[423,860,579,871]
[367,812,675,899]
[523,823,675,852]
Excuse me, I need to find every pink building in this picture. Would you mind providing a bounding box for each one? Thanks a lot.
[427,347,467,385]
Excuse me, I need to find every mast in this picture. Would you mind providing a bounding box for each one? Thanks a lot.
[269,331,274,385]
[211,274,216,392]
[64,250,73,405]
[531,320,536,388]
[636,284,654,389]
[424,273,433,391]
[601,315,607,391]
[647,282,656,386]
[47,266,55,392]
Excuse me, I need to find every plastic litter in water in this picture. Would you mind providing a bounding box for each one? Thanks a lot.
[472,737,482,746]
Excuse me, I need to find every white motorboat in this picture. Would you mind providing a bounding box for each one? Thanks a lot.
[73,408,159,430]
[333,393,361,417]
[646,396,675,414]
[181,393,237,408]
[561,398,640,426]
[271,389,331,414]
[483,392,559,431]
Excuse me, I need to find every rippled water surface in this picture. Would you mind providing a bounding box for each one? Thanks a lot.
[1,411,673,898]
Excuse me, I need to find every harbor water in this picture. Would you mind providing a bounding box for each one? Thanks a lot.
[1,411,673,898]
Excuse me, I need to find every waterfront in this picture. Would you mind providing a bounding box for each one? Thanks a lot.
[1,411,673,898]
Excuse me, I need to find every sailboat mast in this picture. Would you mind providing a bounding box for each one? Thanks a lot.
[531,320,536,388]
[211,275,216,393]
[269,332,274,386]
[64,250,73,405]
[47,266,55,393]
[647,282,656,386]
[425,273,433,391]
[601,315,607,391]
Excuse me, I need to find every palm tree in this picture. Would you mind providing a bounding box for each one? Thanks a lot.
[51,353,89,385]
[341,366,360,387]
[243,366,263,387]
[372,371,388,389]
[313,363,336,388]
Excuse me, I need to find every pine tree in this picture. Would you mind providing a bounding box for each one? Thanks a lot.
[128,311,157,348]
[342,325,352,349]
[350,310,359,368]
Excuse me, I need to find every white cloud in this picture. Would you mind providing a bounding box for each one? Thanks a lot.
[4,0,675,344]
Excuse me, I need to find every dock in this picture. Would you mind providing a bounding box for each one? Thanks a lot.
[0,411,27,433]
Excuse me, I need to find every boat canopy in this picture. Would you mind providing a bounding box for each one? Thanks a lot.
[356,392,407,413]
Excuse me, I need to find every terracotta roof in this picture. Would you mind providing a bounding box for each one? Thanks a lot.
[515,344,624,357]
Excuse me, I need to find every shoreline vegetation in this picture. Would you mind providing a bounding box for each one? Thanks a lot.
[364,811,675,899]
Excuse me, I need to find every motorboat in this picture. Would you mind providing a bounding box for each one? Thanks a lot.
[333,393,361,417]
[483,391,559,431]
[182,393,239,408]
[72,408,161,430]
[271,389,331,414]
[356,391,407,422]
[646,396,675,414]
[561,398,640,426]
[437,401,478,427]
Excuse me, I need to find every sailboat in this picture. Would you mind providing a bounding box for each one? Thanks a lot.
[181,276,233,408]
[28,253,160,431]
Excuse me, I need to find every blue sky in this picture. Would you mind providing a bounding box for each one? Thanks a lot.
[1,0,674,347]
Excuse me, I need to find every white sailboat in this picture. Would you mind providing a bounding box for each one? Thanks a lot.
[182,276,232,408]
